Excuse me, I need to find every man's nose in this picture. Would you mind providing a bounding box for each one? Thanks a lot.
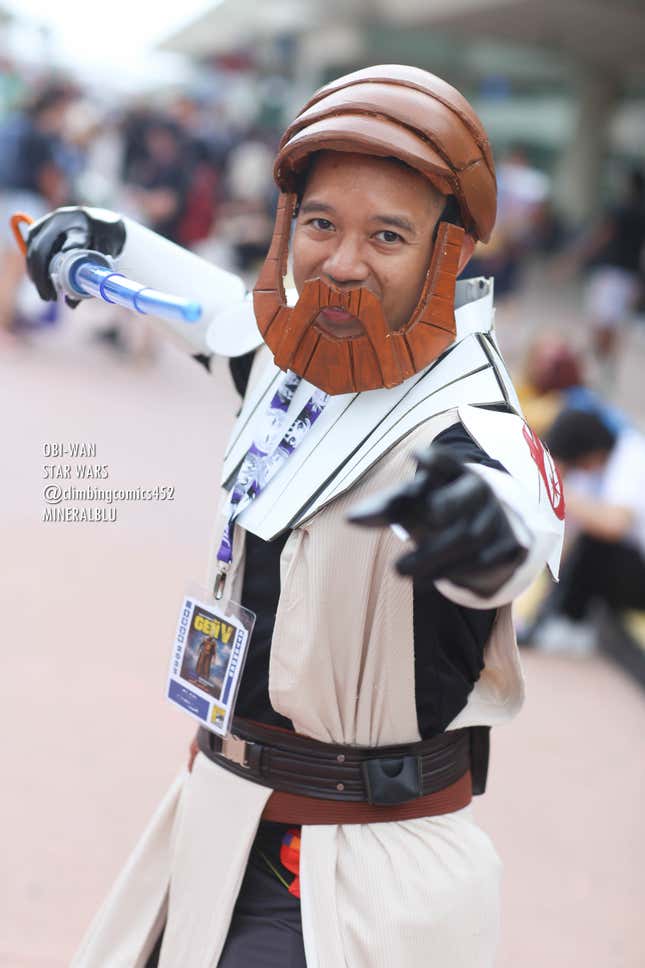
[321,236,369,287]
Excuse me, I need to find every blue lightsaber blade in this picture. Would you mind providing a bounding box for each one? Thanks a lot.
[52,249,202,324]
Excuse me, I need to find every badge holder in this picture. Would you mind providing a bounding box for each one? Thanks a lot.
[166,583,255,737]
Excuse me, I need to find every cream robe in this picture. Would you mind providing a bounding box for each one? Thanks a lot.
[72,395,532,968]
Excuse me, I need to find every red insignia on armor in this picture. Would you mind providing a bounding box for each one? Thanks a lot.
[522,424,565,520]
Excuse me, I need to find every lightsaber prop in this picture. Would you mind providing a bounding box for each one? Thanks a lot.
[10,212,202,325]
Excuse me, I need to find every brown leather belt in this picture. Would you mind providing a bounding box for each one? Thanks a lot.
[261,772,472,824]
[197,719,473,825]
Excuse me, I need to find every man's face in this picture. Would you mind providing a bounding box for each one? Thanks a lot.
[292,151,445,336]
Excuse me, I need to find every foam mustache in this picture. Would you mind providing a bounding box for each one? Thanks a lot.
[270,277,403,386]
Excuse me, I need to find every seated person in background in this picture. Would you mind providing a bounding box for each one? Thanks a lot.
[517,332,628,438]
[532,409,645,652]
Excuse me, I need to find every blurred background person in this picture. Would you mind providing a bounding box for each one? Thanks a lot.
[516,331,629,437]
[123,114,189,245]
[64,99,122,209]
[167,93,229,250]
[0,81,77,342]
[92,112,190,359]
[467,145,551,303]
[526,409,645,653]
[216,129,277,283]
[555,168,645,392]
[513,333,631,642]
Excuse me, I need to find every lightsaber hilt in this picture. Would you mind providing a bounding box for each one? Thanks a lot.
[50,249,202,324]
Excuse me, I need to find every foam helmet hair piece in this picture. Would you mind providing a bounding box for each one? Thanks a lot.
[253,64,497,395]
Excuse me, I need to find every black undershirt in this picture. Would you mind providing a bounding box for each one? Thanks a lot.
[228,355,505,738]
[235,528,292,730]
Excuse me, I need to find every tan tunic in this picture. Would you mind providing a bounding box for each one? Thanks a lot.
[72,399,523,968]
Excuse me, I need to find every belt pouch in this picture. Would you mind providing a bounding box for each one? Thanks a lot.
[361,755,423,805]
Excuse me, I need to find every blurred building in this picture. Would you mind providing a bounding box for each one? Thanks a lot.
[158,0,645,226]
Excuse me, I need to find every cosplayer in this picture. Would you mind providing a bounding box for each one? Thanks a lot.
[25,66,564,968]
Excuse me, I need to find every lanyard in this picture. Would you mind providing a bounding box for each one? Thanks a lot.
[214,370,328,598]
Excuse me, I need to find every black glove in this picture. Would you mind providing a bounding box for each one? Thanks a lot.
[26,207,126,304]
[347,448,528,598]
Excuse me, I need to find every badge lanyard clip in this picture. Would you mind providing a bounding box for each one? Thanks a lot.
[213,563,229,601]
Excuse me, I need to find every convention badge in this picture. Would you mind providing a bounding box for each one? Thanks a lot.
[166,584,255,737]
[165,370,325,735]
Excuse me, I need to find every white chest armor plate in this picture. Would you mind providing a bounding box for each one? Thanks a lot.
[222,280,521,541]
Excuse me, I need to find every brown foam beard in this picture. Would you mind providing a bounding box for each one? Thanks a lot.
[261,261,459,395]
[270,278,405,395]
[253,193,464,395]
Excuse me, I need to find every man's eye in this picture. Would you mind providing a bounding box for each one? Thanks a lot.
[308,217,334,231]
[374,230,404,244]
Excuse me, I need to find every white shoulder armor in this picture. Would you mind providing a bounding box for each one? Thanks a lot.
[205,293,263,357]
[457,404,565,578]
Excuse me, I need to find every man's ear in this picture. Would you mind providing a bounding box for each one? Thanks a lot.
[457,235,476,274]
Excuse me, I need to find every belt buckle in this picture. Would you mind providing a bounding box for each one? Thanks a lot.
[221,734,249,768]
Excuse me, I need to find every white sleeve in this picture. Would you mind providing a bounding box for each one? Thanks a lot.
[602,432,645,512]
[87,209,264,359]
[435,405,566,609]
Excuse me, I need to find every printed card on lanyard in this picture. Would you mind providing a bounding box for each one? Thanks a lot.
[166,371,328,736]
